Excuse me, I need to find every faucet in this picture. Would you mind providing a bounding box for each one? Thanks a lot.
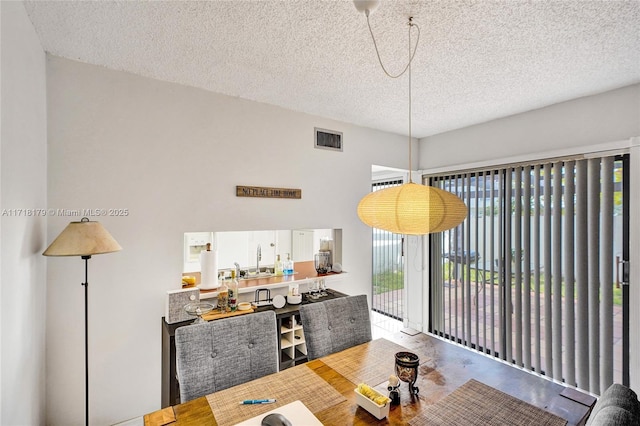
[256,244,262,273]
[234,262,240,278]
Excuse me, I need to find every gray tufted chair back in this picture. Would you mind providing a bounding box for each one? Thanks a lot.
[175,310,278,402]
[299,294,372,360]
[586,383,640,426]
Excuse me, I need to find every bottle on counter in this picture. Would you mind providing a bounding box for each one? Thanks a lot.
[274,254,284,276]
[284,253,294,275]
[217,275,229,313]
[229,269,239,311]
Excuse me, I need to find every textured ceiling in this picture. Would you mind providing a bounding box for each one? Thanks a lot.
[23,0,640,139]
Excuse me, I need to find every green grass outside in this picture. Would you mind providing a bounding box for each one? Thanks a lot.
[372,266,623,306]
[441,265,623,306]
[373,270,404,295]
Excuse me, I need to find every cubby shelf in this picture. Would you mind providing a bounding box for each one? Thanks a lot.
[278,313,307,370]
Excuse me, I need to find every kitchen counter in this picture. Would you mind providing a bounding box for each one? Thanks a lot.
[184,260,344,300]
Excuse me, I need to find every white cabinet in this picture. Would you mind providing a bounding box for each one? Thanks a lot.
[292,230,315,262]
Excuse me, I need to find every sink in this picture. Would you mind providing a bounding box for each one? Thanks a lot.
[239,272,275,280]
[235,267,298,280]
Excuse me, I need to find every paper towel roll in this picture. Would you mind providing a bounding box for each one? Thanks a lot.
[199,249,220,290]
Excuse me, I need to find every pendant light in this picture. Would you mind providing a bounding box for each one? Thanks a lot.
[355,0,467,235]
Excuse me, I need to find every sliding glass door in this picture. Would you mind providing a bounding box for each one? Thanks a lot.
[370,179,404,320]
[428,154,629,394]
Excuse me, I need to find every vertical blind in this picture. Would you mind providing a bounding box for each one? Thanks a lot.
[371,179,404,320]
[429,155,626,395]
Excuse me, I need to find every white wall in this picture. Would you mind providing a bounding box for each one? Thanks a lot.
[418,84,640,389]
[0,2,48,425]
[419,84,640,171]
[45,56,410,425]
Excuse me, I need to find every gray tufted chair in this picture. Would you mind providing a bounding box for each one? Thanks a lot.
[175,310,278,403]
[586,383,640,426]
[299,294,372,360]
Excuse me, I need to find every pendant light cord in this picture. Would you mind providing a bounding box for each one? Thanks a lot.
[408,17,413,183]
[365,12,420,79]
[366,13,419,183]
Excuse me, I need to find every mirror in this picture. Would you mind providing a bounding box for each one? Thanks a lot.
[184,229,339,273]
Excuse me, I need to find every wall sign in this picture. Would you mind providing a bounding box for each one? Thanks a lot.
[236,186,302,199]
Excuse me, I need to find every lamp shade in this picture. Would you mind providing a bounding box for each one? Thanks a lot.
[357,182,468,235]
[43,217,122,256]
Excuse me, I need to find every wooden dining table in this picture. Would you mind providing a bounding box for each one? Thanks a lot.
[144,331,595,426]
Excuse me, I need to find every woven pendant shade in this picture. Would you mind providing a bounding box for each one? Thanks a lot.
[355,4,467,235]
[357,182,467,235]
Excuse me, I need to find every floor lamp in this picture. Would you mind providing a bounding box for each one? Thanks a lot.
[43,217,122,426]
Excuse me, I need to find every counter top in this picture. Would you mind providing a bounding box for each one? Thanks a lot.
[162,288,348,333]
[183,260,344,300]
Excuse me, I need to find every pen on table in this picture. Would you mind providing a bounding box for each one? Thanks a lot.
[239,399,276,405]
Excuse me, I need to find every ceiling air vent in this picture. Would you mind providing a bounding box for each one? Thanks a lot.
[314,128,343,152]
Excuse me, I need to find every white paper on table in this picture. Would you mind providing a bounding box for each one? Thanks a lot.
[233,400,322,426]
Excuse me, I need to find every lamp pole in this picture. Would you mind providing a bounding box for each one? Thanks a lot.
[82,255,91,426]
